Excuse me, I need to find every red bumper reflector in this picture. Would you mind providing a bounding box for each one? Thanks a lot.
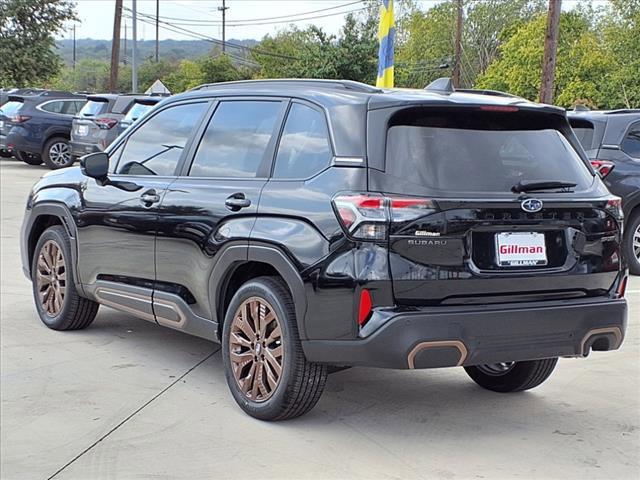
[358,289,372,326]
[616,275,628,298]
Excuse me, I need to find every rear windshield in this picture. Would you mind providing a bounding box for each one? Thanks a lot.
[122,102,154,123]
[385,109,594,195]
[0,100,23,116]
[78,99,108,117]
[569,118,595,150]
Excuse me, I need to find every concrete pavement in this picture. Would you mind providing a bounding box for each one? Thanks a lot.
[1,158,638,480]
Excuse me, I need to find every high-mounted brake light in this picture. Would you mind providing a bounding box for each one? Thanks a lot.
[479,105,519,112]
[590,159,615,178]
[333,193,436,240]
[94,117,119,130]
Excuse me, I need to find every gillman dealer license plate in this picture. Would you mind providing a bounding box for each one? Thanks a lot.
[496,232,547,267]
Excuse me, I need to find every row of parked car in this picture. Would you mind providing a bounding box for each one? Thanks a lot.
[0,88,165,169]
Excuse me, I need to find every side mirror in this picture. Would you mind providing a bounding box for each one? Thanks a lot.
[80,152,109,180]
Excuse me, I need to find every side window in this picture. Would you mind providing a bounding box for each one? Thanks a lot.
[621,122,640,158]
[116,102,207,176]
[40,101,65,114]
[63,100,83,115]
[189,101,282,178]
[273,103,332,179]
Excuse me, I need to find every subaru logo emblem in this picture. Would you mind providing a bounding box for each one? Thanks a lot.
[521,198,543,213]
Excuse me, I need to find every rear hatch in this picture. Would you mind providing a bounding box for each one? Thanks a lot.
[0,98,25,137]
[376,106,622,305]
[72,97,111,144]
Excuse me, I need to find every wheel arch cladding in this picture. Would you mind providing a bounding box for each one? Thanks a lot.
[213,244,308,340]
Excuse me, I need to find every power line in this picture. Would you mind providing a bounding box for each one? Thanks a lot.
[158,1,364,25]
[123,7,300,60]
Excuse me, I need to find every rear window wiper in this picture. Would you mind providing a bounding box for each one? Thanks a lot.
[511,180,577,193]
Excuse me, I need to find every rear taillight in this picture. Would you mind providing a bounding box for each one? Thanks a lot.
[605,197,624,221]
[591,159,615,178]
[333,193,436,240]
[94,117,119,129]
[616,274,628,298]
[11,115,31,123]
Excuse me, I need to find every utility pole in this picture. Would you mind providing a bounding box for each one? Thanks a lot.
[218,0,229,53]
[123,22,127,66]
[155,0,159,62]
[109,0,123,93]
[452,0,463,88]
[72,24,76,70]
[540,0,561,104]
[132,0,138,93]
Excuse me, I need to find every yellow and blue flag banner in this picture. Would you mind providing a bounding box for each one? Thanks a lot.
[376,0,395,88]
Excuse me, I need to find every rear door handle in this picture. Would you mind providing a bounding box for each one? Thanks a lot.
[140,189,161,205]
[225,193,251,211]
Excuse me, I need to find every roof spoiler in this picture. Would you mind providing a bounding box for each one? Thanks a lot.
[424,77,454,93]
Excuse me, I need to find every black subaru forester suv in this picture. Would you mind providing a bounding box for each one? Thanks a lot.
[21,79,628,420]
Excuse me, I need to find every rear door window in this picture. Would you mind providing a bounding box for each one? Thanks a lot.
[569,119,595,151]
[189,100,283,178]
[273,103,332,179]
[385,108,594,195]
[621,122,640,158]
[79,100,108,117]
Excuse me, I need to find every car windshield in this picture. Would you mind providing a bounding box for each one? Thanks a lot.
[78,100,108,117]
[386,108,594,196]
[123,103,154,123]
[0,100,23,116]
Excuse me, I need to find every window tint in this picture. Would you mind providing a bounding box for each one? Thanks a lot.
[40,101,65,114]
[273,103,332,179]
[569,119,594,151]
[621,123,640,158]
[386,109,594,195]
[64,100,85,115]
[116,102,206,176]
[79,100,108,117]
[0,100,23,115]
[189,101,282,178]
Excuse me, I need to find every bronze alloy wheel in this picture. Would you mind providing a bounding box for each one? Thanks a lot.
[229,296,284,402]
[36,240,66,316]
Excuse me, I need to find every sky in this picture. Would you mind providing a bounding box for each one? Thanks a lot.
[61,0,608,43]
[61,0,377,42]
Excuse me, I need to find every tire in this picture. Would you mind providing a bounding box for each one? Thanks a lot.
[15,150,42,165]
[624,210,640,275]
[464,358,558,393]
[222,276,327,421]
[42,136,74,169]
[31,225,99,330]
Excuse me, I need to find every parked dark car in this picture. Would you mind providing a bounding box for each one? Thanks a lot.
[4,91,86,168]
[70,94,148,159]
[568,109,640,274]
[21,79,628,421]
[117,96,163,136]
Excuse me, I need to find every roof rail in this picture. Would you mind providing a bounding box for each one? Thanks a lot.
[603,109,640,115]
[424,77,454,93]
[190,79,383,94]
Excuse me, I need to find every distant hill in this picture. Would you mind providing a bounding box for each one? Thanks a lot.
[55,38,259,65]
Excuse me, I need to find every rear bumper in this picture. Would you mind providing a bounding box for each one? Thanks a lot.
[70,141,102,158]
[302,297,627,369]
[0,133,9,151]
[6,129,38,155]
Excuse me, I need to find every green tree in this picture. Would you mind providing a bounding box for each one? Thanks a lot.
[476,11,623,108]
[164,60,205,93]
[0,0,76,87]
[199,54,250,84]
